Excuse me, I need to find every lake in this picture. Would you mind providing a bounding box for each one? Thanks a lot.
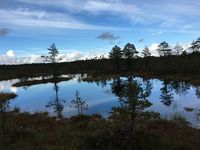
[0,74,200,128]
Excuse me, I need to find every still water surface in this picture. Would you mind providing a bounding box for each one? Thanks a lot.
[0,75,200,128]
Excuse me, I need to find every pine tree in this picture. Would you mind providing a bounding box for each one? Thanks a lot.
[174,43,183,55]
[109,45,123,71]
[142,46,151,57]
[70,91,88,115]
[189,40,196,53]
[109,45,123,59]
[41,43,59,77]
[193,37,200,52]
[123,43,138,59]
[157,41,172,56]
[160,81,174,106]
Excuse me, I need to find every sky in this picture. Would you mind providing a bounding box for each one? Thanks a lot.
[0,0,200,64]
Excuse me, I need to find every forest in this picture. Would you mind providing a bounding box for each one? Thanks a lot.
[0,39,200,83]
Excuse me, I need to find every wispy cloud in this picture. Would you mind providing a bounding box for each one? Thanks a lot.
[0,0,199,62]
[0,8,121,30]
[13,0,200,28]
[138,38,144,43]
[151,31,164,36]
[1,0,199,35]
[0,49,108,65]
[97,32,120,41]
[0,28,11,36]
[13,0,144,22]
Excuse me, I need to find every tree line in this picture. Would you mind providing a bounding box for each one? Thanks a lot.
[0,37,200,81]
[110,37,200,59]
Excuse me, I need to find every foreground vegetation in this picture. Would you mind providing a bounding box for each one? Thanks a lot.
[0,111,200,150]
[0,93,17,140]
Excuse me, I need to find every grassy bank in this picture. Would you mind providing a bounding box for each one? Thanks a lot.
[11,72,200,89]
[12,77,72,87]
[83,72,200,86]
[0,93,17,101]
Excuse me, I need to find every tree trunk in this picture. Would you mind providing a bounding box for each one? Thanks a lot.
[53,63,56,78]
[2,111,6,136]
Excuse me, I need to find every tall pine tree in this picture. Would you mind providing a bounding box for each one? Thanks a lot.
[157,41,172,56]
[123,43,138,59]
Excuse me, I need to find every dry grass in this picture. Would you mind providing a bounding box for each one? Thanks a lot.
[0,93,17,101]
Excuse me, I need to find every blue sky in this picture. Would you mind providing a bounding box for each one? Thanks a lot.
[0,0,200,62]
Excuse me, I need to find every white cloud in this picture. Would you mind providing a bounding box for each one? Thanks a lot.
[6,50,16,57]
[58,51,83,62]
[182,44,190,51]
[0,50,108,65]
[149,43,159,56]
[151,31,163,36]
[11,87,18,93]
[148,43,192,57]
[0,80,19,93]
[0,43,193,64]
[58,51,108,62]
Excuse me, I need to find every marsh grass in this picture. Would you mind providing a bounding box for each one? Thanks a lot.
[171,112,189,125]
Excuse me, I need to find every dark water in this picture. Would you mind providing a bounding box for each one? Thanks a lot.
[0,75,200,128]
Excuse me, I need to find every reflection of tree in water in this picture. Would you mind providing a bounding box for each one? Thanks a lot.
[195,86,200,99]
[194,108,200,126]
[46,81,65,118]
[160,81,174,106]
[142,79,153,97]
[110,77,153,128]
[87,79,107,88]
[170,81,190,96]
[94,80,108,88]
[171,101,178,113]
[95,80,108,88]
[111,78,125,97]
